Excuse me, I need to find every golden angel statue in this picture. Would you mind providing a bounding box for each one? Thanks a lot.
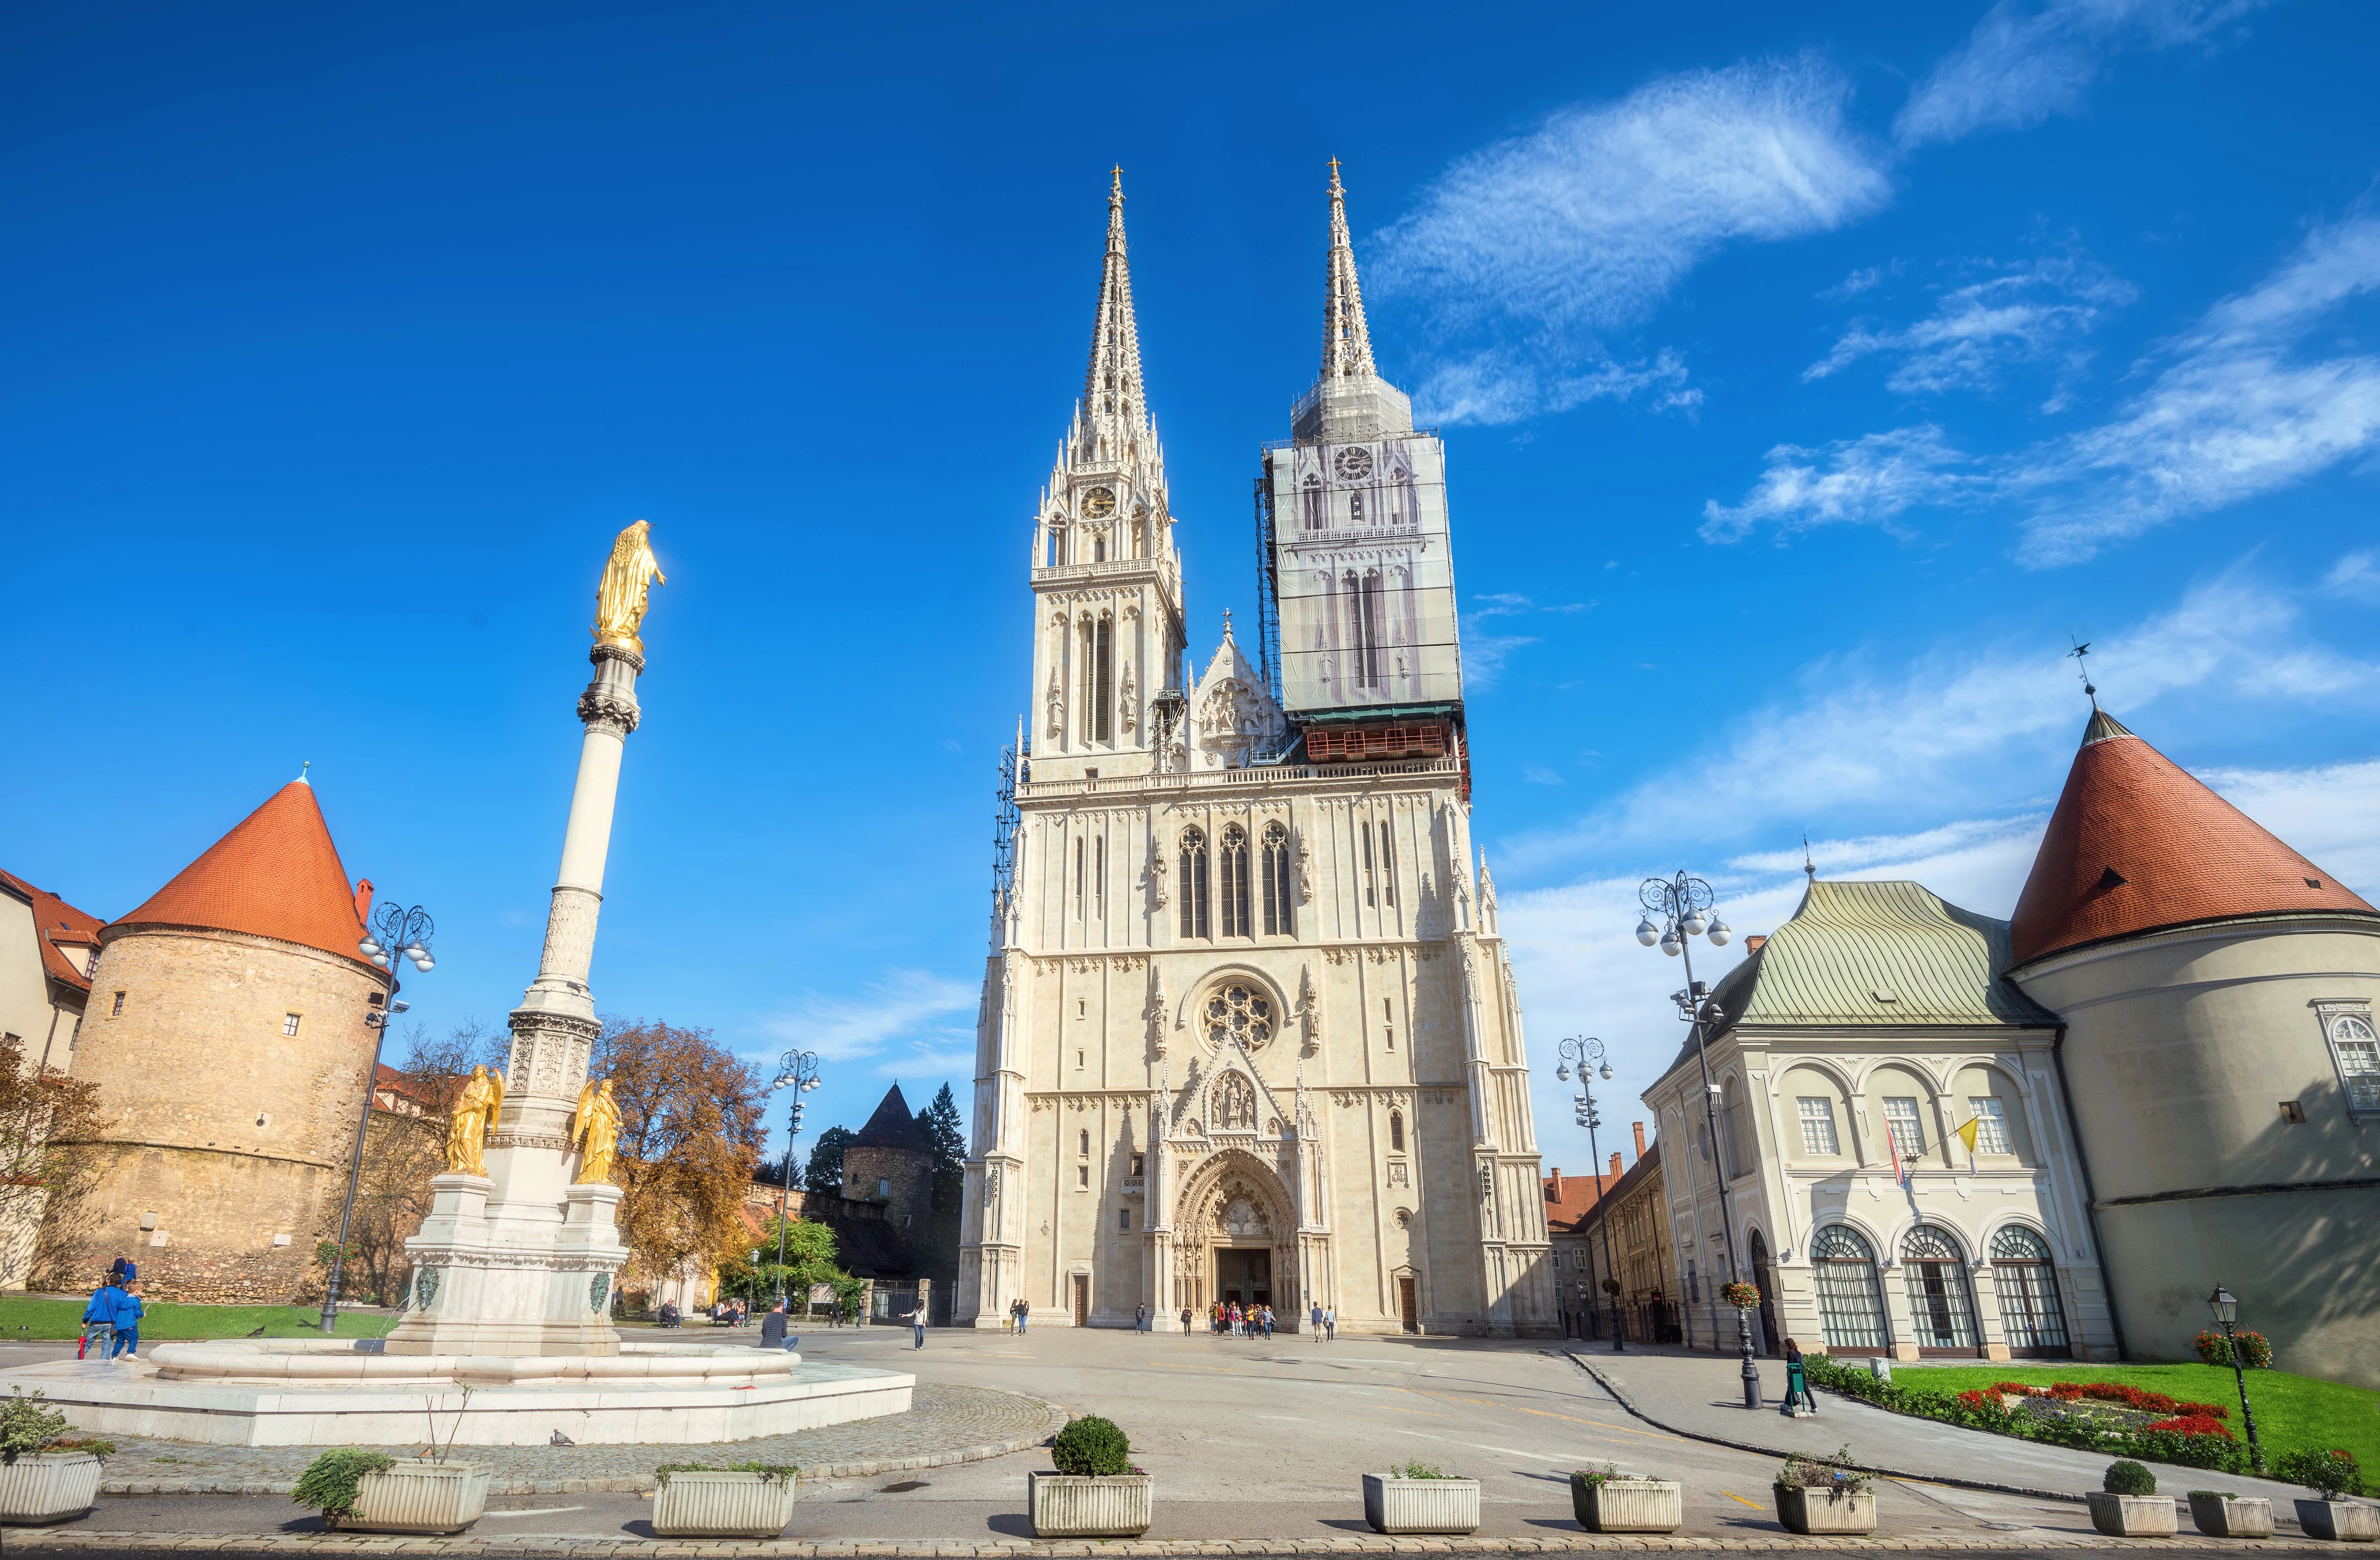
[592,520,666,649]
[443,1064,506,1176]
[571,1077,622,1186]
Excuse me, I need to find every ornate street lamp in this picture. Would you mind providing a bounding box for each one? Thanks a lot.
[320,901,435,1333]
[1554,1036,1626,1354]
[2207,1284,2265,1471]
[768,1049,823,1305]
[1637,870,1758,1408]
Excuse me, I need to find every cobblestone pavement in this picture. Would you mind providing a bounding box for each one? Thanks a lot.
[90,1383,1067,1494]
[1,1536,2338,1554]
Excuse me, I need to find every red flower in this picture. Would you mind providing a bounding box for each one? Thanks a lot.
[2146,1414,2235,1440]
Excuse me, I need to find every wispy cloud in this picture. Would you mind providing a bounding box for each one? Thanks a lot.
[1708,218,2380,562]
[1895,0,2268,149]
[1371,56,1890,426]
[1699,425,1976,540]
[1806,250,2136,400]
[755,969,976,1067]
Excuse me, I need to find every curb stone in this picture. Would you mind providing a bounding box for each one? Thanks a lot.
[1565,1353,2090,1508]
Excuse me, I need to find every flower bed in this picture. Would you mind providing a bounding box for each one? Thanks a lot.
[1802,1355,2250,1473]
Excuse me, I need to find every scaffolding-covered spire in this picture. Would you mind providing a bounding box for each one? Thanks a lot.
[1321,157,1377,381]
[1075,166,1148,461]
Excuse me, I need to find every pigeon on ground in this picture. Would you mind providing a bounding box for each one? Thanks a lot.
[245,1326,267,1337]
[550,1430,575,1447]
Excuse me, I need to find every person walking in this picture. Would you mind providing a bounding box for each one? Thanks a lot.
[1310,1300,1323,1341]
[760,1298,793,1351]
[1261,1305,1274,1340]
[1323,1303,1336,1341]
[906,1303,926,1349]
[1780,1337,1817,1417]
[110,1282,146,1359]
[81,1274,125,1362]
[1134,1302,1147,1335]
[108,1254,136,1288]
[1179,1305,1192,1336]
[1011,1297,1029,1334]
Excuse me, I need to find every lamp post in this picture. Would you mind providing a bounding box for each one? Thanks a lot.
[1636,871,1756,1406]
[320,901,435,1333]
[2207,1284,2265,1472]
[768,1049,822,1307]
[1554,1036,1626,1354]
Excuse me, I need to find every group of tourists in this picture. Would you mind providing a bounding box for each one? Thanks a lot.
[80,1254,146,1360]
[1202,1300,1276,1337]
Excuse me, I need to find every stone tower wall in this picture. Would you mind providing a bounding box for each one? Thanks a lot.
[58,926,382,1301]
[842,1144,932,1243]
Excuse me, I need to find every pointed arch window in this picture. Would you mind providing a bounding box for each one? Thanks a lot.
[1080,617,1114,743]
[1178,827,1210,940]
[1261,822,1295,936]
[1046,521,1065,568]
[1389,1110,1406,1152]
[1219,824,1253,938]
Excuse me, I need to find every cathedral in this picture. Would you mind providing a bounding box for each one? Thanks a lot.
[954,169,1554,1334]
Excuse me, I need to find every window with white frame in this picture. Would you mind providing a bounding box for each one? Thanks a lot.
[282,1013,302,1037]
[1797,1096,1840,1155]
[1882,1097,1927,1157]
[2324,1008,2380,1114]
[1967,1096,2012,1153]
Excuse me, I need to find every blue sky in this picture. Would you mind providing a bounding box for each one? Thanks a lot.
[7,1,2378,1174]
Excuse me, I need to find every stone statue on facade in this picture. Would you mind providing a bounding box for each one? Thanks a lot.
[593,520,666,649]
[444,1064,505,1176]
[572,1077,622,1185]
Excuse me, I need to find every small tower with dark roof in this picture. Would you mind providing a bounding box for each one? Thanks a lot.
[2008,707,2380,1388]
[60,777,387,1302]
[842,1083,935,1241]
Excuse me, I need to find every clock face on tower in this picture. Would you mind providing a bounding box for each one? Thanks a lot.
[1333,446,1374,482]
[1081,486,1117,519]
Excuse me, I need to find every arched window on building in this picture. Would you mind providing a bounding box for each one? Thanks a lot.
[1178,827,1210,939]
[1990,1225,2071,1357]
[1389,1110,1406,1152]
[1901,1224,1980,1351]
[1811,1225,1889,1352]
[1260,822,1295,936]
[1046,521,1064,567]
[1219,824,1253,938]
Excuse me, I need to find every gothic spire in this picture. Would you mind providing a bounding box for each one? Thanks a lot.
[1320,158,1377,381]
[1075,167,1148,462]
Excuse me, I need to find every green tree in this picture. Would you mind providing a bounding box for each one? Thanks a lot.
[921,1084,966,1215]
[802,1126,855,1196]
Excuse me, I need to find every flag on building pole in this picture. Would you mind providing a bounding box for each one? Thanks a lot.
[1954,1116,1983,1173]
[1884,1117,1910,1186]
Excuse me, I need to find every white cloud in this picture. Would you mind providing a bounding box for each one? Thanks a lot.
[1805,251,2136,398]
[2202,759,2380,897]
[755,969,976,1065]
[1372,56,1890,426]
[1895,0,2267,149]
[1699,425,1974,540]
[2326,550,2380,600]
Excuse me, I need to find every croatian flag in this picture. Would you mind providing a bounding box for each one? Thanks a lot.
[1884,1117,1910,1186]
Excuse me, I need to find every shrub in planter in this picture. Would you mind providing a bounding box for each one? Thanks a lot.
[2104,1461,2156,1496]
[2194,1329,2272,1369]
[652,1463,800,1539]
[2087,1461,2175,1537]
[1571,1464,1682,1533]
[2275,1448,2378,1543]
[1032,1417,1150,1538]
[2187,1489,2275,1538]
[1364,1462,1481,1535]
[1773,1447,1876,1535]
[291,1449,397,1523]
[293,1450,490,1535]
[0,1392,109,1528]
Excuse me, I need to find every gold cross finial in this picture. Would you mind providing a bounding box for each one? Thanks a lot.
[1328,156,1342,186]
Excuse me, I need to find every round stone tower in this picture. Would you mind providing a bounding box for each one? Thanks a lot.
[2008,707,2380,1387]
[62,777,384,1302]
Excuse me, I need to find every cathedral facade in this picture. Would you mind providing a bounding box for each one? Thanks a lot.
[954,170,1554,1335]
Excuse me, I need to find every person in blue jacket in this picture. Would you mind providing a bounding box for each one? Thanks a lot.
[81,1277,126,1359]
[110,1282,146,1358]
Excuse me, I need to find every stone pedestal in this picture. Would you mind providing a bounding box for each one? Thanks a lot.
[385,1170,628,1358]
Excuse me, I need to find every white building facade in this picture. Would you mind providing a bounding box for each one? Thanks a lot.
[954,170,1554,1335]
[1644,878,2120,1362]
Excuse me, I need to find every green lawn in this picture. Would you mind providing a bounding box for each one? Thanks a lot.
[1904,1362,2380,1476]
[0,1295,395,1343]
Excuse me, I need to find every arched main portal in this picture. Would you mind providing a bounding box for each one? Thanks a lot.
[1173,1150,1299,1323]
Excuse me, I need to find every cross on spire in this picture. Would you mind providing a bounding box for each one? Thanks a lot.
[1321,159,1377,381]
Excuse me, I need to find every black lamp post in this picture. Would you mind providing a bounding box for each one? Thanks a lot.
[2207,1284,2265,1472]
[1637,871,1757,1408]
[768,1049,822,1306]
[320,901,434,1333]
[1554,1036,1626,1354]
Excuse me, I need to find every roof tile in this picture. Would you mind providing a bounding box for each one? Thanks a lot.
[110,780,374,969]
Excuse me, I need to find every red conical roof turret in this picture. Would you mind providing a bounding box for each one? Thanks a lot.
[113,779,375,968]
[2009,708,2374,967]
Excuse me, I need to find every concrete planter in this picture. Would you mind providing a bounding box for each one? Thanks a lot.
[1362,1474,1480,1535]
[1029,1471,1152,1537]
[2187,1494,2273,1538]
[1571,1475,1682,1533]
[652,1471,798,1538]
[0,1452,102,1525]
[2087,1492,2177,1537]
[327,1460,491,1534]
[1774,1485,1877,1535]
[2298,1500,2380,1542]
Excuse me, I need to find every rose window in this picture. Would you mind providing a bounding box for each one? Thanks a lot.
[1204,983,1274,1051]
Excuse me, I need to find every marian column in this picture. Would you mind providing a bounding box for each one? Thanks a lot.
[388,521,663,1357]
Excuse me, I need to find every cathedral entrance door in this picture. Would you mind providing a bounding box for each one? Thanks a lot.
[1215,1247,1271,1311]
[1397,1276,1419,1333]
[1072,1275,1089,1327]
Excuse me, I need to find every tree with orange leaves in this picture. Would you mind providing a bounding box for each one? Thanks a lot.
[591,1018,767,1297]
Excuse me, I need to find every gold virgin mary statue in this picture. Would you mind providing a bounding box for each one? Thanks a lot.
[593,520,666,650]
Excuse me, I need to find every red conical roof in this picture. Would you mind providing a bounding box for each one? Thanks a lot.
[2009,708,2374,967]
[113,780,375,968]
